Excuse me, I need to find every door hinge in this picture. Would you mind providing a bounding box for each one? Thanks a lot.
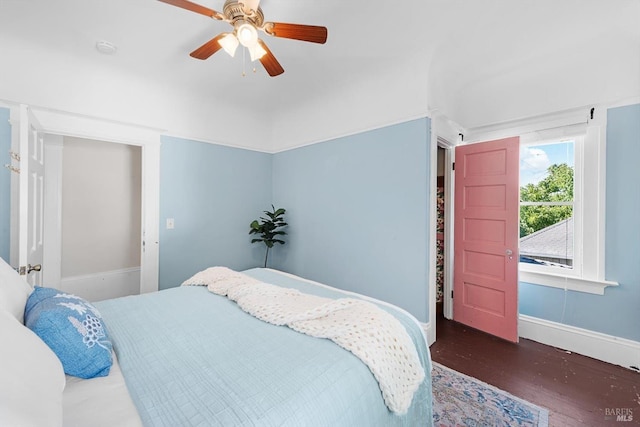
[452,162,455,171]
[451,290,454,298]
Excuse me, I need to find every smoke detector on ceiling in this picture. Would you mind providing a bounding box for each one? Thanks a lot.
[95,40,117,55]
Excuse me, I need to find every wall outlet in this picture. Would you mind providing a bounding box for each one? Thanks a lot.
[166,218,174,229]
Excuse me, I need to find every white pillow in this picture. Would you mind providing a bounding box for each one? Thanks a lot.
[0,309,65,427]
[0,257,33,323]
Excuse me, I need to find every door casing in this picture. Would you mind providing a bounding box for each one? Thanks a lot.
[10,105,160,294]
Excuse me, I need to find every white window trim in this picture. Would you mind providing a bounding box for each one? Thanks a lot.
[519,270,617,295]
[466,106,618,295]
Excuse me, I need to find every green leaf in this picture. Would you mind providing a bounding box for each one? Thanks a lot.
[520,163,574,237]
[250,206,287,250]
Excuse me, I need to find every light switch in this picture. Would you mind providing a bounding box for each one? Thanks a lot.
[166,218,175,229]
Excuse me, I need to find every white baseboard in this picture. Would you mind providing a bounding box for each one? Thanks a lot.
[60,267,141,302]
[422,322,435,346]
[519,314,640,371]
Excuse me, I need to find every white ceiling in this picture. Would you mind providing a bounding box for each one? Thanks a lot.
[0,0,638,151]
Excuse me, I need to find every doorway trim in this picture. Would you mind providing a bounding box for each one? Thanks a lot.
[437,137,455,320]
[428,113,464,344]
[430,112,463,335]
[27,106,162,295]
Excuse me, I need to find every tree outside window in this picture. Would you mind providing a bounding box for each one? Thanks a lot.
[519,141,575,268]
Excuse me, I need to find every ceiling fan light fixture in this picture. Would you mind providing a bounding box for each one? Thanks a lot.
[236,22,258,47]
[159,0,327,77]
[248,43,267,61]
[219,33,239,57]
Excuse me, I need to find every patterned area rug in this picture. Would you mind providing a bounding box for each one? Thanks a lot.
[432,362,549,427]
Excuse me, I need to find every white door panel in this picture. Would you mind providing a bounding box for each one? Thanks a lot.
[18,104,45,286]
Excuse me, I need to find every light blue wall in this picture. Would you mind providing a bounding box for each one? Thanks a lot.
[7,103,634,339]
[519,104,640,341]
[271,119,431,323]
[158,136,272,290]
[0,108,10,262]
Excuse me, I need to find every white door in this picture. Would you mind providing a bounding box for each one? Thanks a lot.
[17,104,45,286]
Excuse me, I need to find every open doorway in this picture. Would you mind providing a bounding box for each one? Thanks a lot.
[436,146,446,316]
[436,138,455,321]
[43,136,142,301]
[6,105,160,298]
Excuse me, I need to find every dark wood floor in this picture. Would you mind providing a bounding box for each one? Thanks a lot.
[430,316,640,426]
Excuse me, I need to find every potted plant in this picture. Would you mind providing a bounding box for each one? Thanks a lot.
[249,205,287,268]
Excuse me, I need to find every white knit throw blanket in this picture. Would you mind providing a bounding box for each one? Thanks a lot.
[182,267,425,414]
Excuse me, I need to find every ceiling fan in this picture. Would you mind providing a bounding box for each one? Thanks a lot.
[158,0,328,77]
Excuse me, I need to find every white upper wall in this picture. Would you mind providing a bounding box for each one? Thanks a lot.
[0,36,269,151]
[0,0,638,151]
[271,55,431,152]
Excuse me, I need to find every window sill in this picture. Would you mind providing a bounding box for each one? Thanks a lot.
[519,270,618,295]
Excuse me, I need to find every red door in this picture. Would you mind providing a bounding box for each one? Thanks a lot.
[453,137,520,342]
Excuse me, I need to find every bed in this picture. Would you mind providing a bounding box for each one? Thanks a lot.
[0,258,433,427]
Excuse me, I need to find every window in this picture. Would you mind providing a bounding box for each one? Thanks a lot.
[519,140,577,271]
[514,116,617,294]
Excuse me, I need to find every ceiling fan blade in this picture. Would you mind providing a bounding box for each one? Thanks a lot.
[190,33,226,60]
[263,22,327,44]
[158,0,223,19]
[258,40,284,77]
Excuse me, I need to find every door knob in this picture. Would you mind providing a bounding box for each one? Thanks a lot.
[27,264,42,274]
[505,249,513,260]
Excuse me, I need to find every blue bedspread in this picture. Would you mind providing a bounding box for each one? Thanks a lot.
[95,268,433,426]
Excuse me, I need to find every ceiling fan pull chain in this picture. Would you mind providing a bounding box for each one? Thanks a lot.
[242,46,246,77]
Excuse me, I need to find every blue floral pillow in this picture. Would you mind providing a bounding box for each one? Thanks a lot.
[24,287,113,379]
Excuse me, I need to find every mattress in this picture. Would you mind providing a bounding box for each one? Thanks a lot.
[95,268,433,426]
[63,352,143,427]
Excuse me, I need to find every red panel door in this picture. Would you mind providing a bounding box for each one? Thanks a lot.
[453,137,519,342]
